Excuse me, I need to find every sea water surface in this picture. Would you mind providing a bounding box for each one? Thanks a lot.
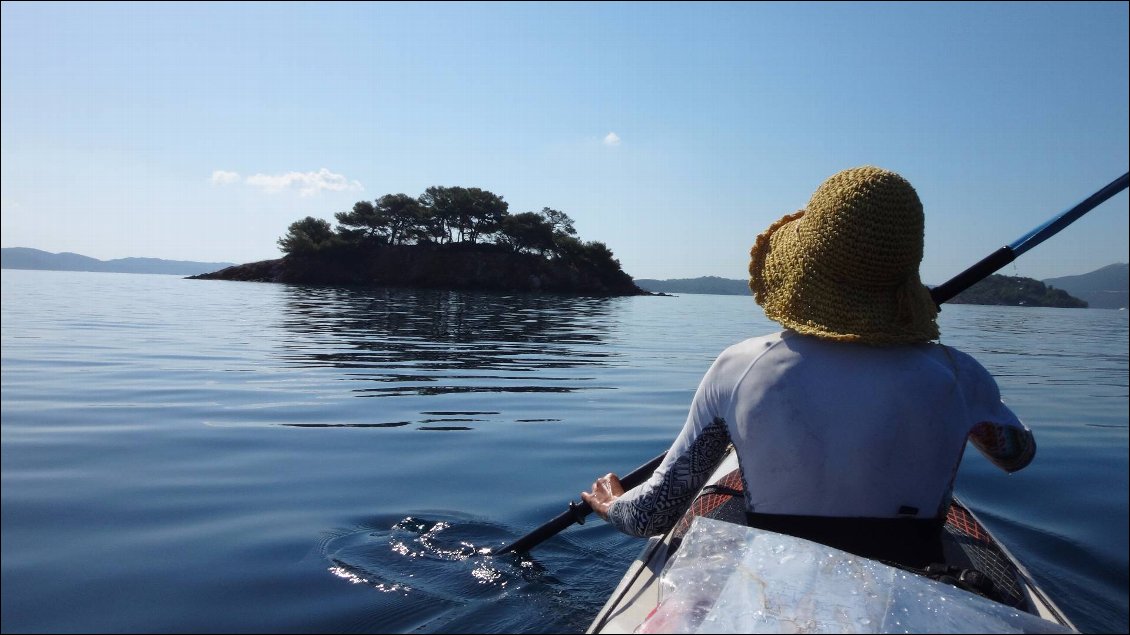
[2,269,1127,633]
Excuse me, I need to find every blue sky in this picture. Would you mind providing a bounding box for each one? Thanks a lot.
[2,1,1127,283]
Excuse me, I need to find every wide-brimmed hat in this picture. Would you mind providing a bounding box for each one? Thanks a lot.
[748,166,939,344]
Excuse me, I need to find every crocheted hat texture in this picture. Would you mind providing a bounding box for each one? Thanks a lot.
[748,166,939,344]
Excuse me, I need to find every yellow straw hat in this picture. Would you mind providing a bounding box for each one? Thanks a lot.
[748,166,939,344]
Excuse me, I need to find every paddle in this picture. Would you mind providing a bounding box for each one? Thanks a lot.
[498,171,1129,555]
[495,451,667,555]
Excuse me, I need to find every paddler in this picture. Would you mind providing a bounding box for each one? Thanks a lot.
[581,166,1037,568]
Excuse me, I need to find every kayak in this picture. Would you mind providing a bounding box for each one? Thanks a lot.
[587,448,1078,634]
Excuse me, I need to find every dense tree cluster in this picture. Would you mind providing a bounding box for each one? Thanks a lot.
[277,186,622,274]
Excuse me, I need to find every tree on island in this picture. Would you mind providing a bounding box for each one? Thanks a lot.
[277,217,336,254]
[498,212,557,255]
[333,201,385,243]
[462,188,509,244]
[540,207,577,239]
[417,186,461,243]
[413,186,509,244]
[334,194,431,246]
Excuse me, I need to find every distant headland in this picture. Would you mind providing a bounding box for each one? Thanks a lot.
[1,248,233,276]
[945,274,1087,308]
[190,186,647,296]
[635,265,1128,309]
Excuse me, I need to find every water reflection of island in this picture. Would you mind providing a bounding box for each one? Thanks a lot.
[274,286,623,430]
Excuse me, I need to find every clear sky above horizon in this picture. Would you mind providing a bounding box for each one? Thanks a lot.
[2,2,1127,284]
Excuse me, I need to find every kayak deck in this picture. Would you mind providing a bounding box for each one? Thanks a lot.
[587,449,1077,633]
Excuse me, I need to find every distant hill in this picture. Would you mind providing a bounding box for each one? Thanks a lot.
[635,276,750,295]
[948,274,1087,308]
[1044,264,1128,310]
[1,247,234,276]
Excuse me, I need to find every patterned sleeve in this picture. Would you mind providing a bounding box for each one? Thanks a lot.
[969,421,1036,473]
[606,354,734,537]
[607,419,731,536]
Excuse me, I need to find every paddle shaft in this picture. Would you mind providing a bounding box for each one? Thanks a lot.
[930,172,1128,305]
[498,171,1128,555]
[495,451,667,555]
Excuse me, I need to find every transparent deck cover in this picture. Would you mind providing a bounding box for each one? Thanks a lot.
[636,516,1071,634]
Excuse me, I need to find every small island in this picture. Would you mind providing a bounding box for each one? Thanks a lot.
[192,186,646,296]
[947,274,1087,307]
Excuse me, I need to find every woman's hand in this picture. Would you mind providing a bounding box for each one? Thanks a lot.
[581,472,625,521]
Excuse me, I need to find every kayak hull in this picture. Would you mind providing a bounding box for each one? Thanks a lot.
[587,449,1076,633]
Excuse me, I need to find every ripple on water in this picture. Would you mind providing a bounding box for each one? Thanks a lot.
[317,514,630,633]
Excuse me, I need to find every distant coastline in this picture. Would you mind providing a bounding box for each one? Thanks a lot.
[635,276,751,296]
[7,245,1124,309]
[1,248,234,276]
[635,265,1127,309]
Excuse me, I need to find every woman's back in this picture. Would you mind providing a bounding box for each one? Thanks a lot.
[714,332,1011,520]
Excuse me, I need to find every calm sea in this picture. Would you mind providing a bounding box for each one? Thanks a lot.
[2,269,1127,633]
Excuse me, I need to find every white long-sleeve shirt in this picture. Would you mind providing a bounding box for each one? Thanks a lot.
[608,331,1035,537]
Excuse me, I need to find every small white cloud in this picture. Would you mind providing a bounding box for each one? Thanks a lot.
[603,132,621,147]
[211,170,242,185]
[243,168,364,197]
